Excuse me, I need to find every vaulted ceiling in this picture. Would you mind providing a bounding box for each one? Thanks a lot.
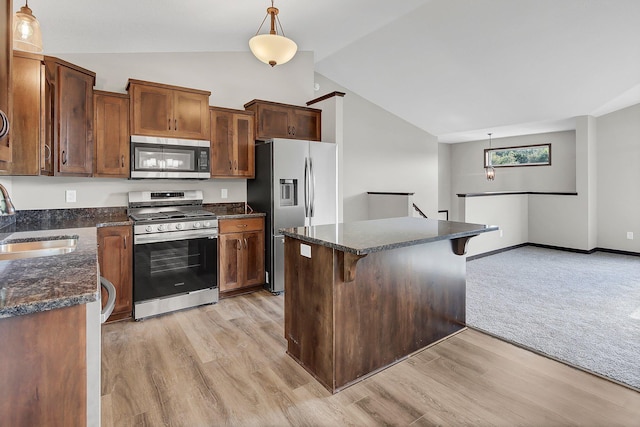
[23,0,640,142]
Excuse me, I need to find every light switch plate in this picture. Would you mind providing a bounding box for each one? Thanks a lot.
[300,244,311,258]
[65,190,76,203]
[627,231,634,240]
[221,189,228,199]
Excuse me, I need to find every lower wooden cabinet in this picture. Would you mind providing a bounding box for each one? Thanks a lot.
[98,225,133,322]
[218,217,265,295]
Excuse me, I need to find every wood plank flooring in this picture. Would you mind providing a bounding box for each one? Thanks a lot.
[102,290,640,426]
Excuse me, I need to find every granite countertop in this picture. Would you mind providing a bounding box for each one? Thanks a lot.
[217,212,266,220]
[0,227,99,319]
[281,217,499,255]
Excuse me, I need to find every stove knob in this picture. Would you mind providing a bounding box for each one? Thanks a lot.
[193,222,202,229]
[145,225,153,233]
[158,224,166,232]
[175,223,183,230]
[203,221,211,228]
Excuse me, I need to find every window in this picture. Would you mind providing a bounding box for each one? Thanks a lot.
[484,143,551,168]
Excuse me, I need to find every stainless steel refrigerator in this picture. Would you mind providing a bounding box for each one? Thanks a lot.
[247,138,338,294]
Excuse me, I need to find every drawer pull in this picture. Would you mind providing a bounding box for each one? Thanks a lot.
[236,224,248,228]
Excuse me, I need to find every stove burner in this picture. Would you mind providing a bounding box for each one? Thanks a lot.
[129,210,216,222]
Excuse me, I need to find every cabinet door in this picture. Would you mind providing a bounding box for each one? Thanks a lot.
[210,109,233,177]
[243,230,265,287]
[94,92,129,177]
[256,104,291,139]
[57,65,93,175]
[173,91,209,139]
[98,225,133,322]
[218,232,243,292]
[130,84,173,137]
[41,66,53,175]
[234,113,255,178]
[291,109,321,141]
[5,53,42,176]
[0,0,11,164]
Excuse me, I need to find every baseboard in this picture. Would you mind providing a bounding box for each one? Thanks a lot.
[469,243,640,260]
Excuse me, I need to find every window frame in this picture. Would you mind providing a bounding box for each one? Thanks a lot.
[484,143,552,168]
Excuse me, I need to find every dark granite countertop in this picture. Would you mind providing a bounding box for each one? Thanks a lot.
[218,213,266,220]
[281,217,499,255]
[0,227,99,319]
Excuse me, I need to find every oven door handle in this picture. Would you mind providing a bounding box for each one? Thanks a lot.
[134,231,218,245]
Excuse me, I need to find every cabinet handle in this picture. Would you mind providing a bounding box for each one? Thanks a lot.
[175,119,177,131]
[234,160,237,170]
[292,126,295,135]
[287,125,291,135]
[236,224,248,228]
[237,239,242,251]
[229,160,232,171]
[168,118,171,130]
[62,150,67,165]
[44,144,51,161]
[124,235,127,249]
[121,155,125,168]
[244,238,248,249]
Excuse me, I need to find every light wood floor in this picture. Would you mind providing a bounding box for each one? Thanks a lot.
[102,290,640,426]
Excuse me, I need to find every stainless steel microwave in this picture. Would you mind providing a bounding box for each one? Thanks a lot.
[130,135,210,179]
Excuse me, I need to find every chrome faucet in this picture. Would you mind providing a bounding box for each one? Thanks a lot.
[0,183,16,215]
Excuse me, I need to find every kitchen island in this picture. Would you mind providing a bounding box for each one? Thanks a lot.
[281,217,497,393]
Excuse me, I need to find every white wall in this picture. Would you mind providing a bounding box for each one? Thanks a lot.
[449,130,577,221]
[314,73,439,222]
[438,143,451,214]
[596,103,640,252]
[3,51,315,209]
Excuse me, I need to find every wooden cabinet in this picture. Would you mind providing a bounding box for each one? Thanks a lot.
[0,1,12,165]
[244,99,321,141]
[218,217,265,295]
[98,225,133,322]
[127,79,210,140]
[94,91,129,178]
[44,56,95,176]
[210,107,255,178]
[0,51,44,176]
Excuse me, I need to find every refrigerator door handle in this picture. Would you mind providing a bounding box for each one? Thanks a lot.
[304,157,309,217]
[310,157,316,218]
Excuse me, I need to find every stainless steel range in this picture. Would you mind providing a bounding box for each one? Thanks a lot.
[128,190,218,320]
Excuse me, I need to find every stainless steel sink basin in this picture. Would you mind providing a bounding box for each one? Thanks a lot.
[0,237,78,261]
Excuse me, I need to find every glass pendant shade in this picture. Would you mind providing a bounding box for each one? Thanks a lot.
[13,3,43,53]
[485,166,495,181]
[249,34,297,67]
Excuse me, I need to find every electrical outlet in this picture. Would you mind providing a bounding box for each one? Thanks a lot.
[65,190,76,203]
[627,231,634,240]
[499,230,504,238]
[221,189,228,199]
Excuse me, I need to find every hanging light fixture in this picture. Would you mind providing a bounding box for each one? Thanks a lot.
[485,133,496,181]
[249,0,297,67]
[13,0,43,53]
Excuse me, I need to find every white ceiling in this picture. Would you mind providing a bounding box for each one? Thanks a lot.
[21,0,640,143]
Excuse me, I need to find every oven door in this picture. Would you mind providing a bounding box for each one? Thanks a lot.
[134,235,218,303]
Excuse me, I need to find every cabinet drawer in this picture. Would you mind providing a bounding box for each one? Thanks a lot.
[219,217,264,233]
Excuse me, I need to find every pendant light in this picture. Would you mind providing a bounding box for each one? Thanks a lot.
[485,133,496,181]
[249,1,297,67]
[13,0,43,53]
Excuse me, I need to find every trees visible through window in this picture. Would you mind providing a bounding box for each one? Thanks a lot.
[484,143,551,168]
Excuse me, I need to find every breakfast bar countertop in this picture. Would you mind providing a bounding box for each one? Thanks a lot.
[0,227,99,319]
[281,217,498,255]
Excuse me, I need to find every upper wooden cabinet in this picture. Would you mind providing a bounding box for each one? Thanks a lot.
[0,1,12,165]
[127,79,210,140]
[0,51,44,176]
[244,99,321,141]
[210,107,255,178]
[94,91,130,178]
[44,56,96,177]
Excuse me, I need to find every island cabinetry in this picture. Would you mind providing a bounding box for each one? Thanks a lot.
[0,0,11,165]
[44,56,96,176]
[210,107,255,178]
[0,304,87,426]
[0,51,44,176]
[94,91,130,177]
[127,79,210,140]
[98,225,133,322]
[244,99,321,141]
[218,217,265,296]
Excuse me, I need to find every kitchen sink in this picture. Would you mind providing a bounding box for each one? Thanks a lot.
[0,237,78,261]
